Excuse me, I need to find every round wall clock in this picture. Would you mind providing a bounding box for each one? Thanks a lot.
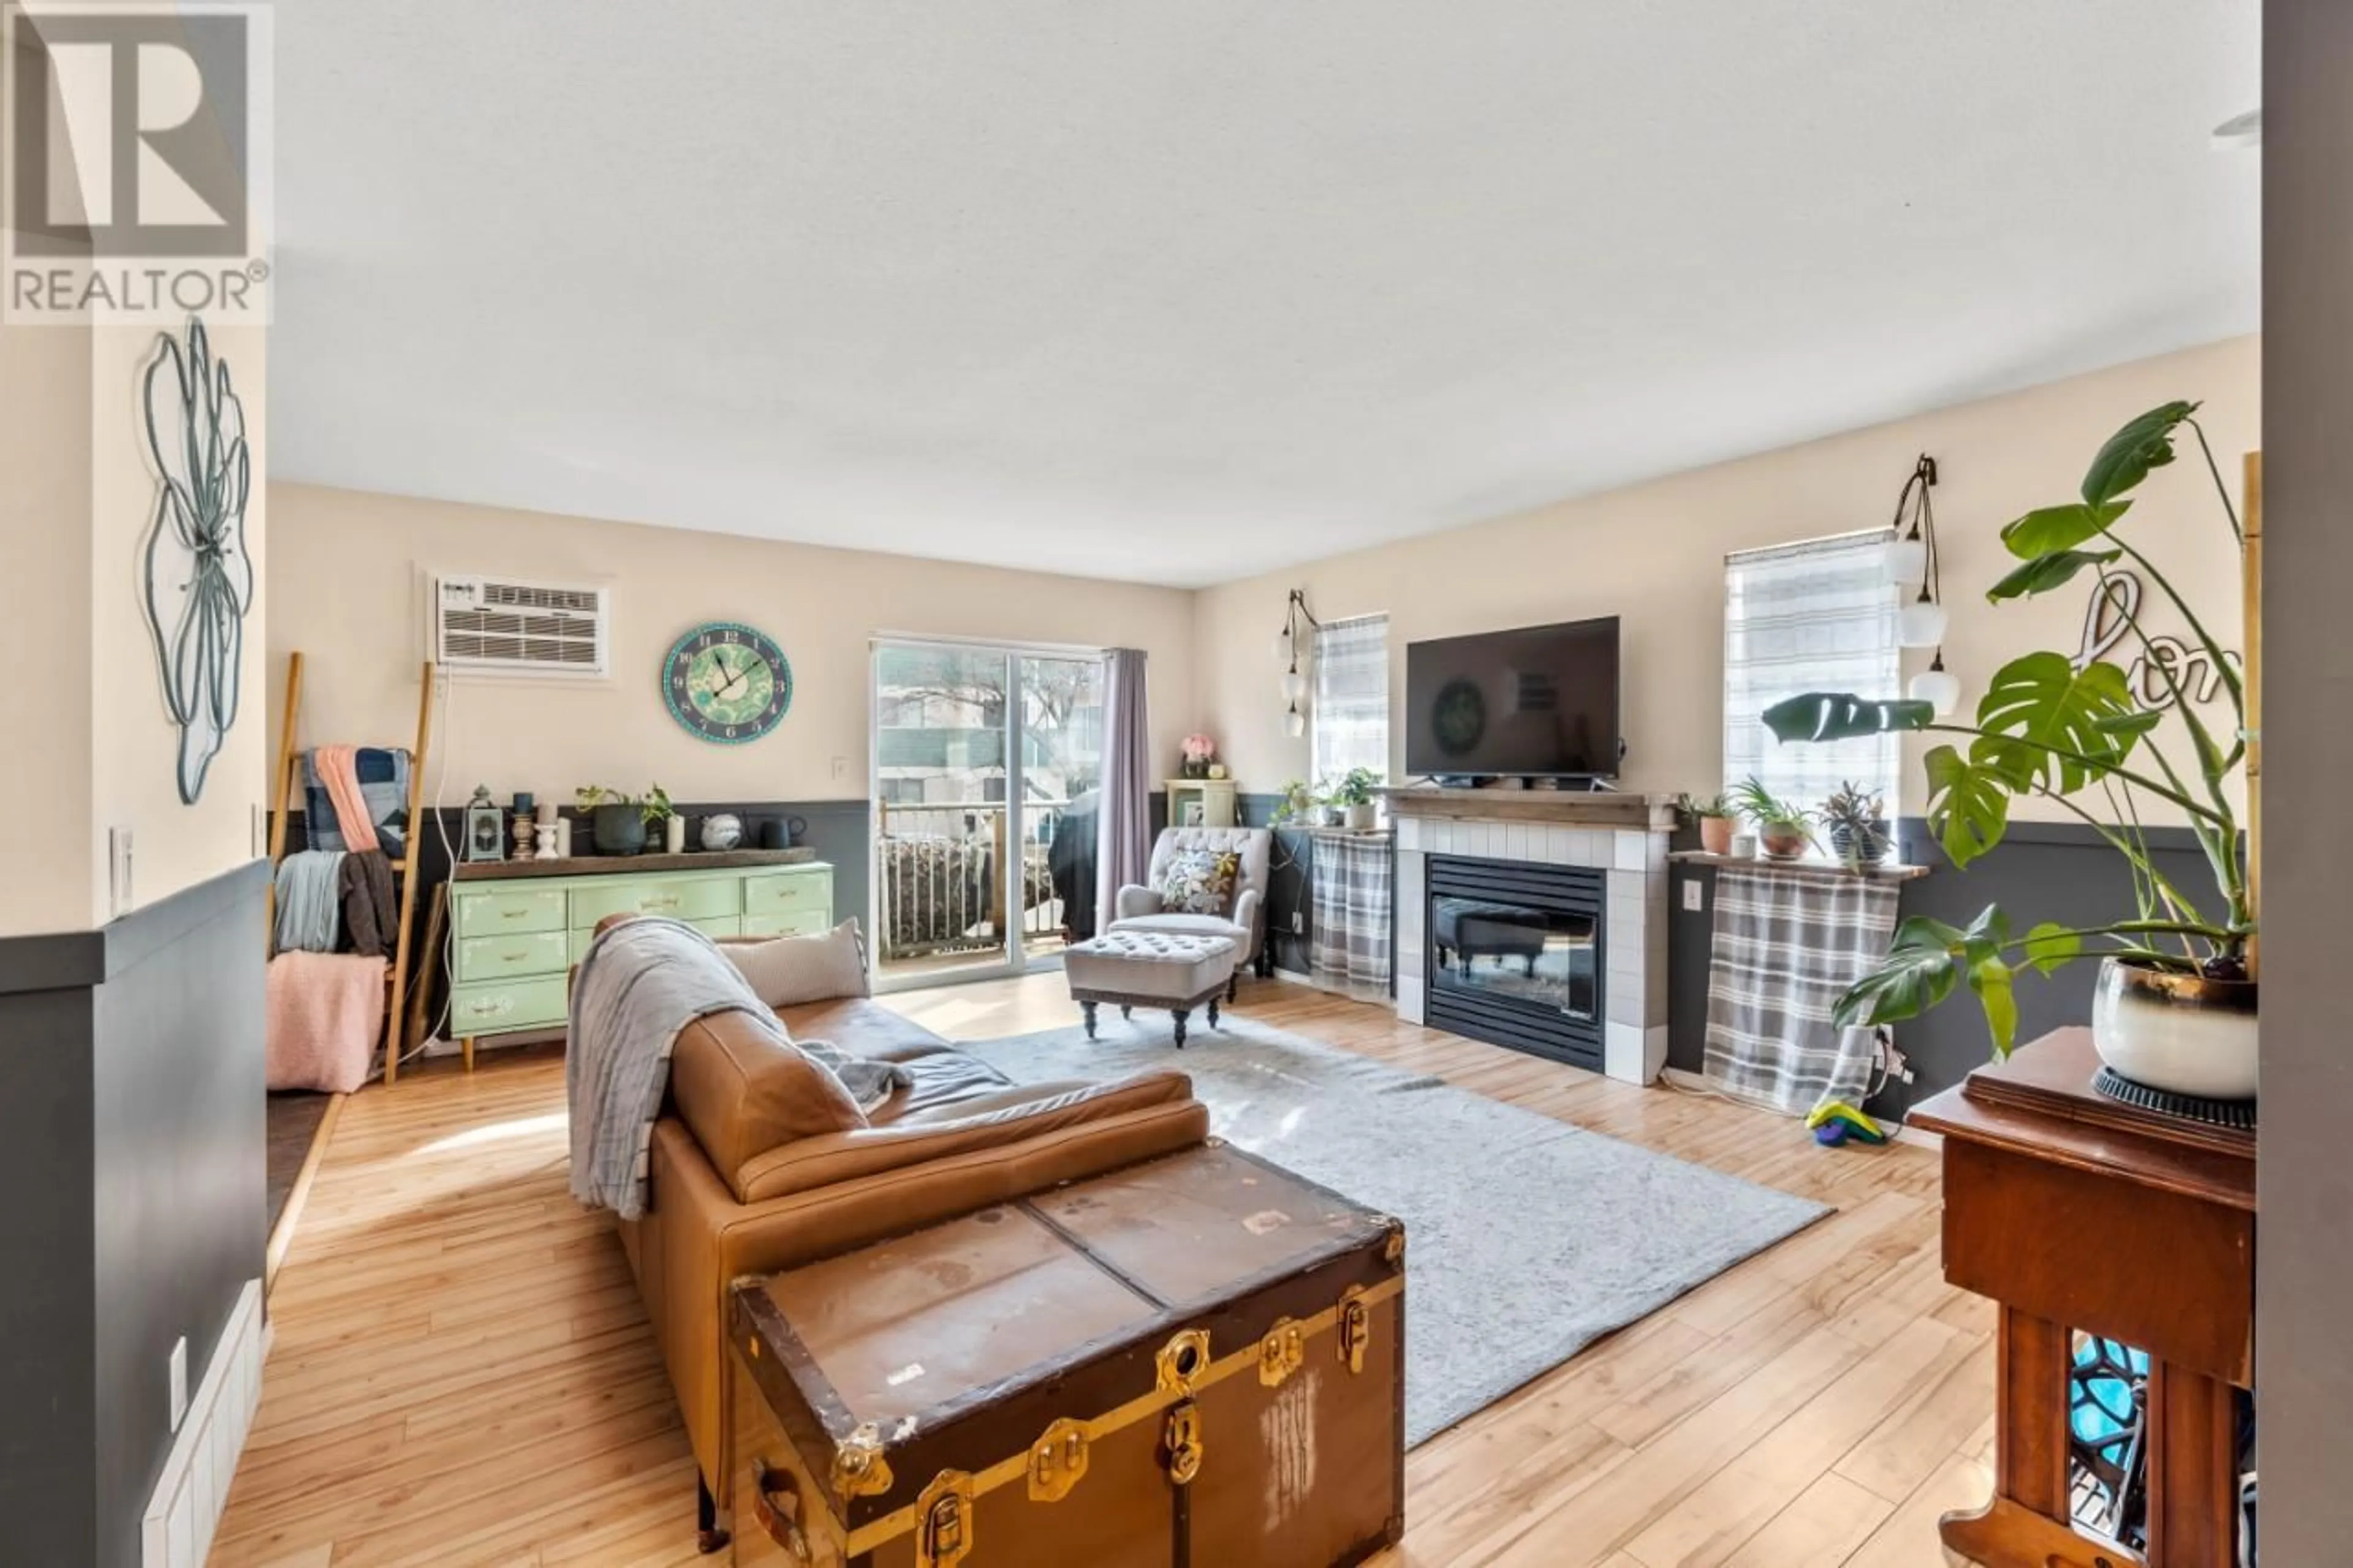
[662,622,792,744]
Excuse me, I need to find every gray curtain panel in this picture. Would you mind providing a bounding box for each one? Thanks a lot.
[1095,648,1152,931]
[1702,866,1900,1116]
[1309,834,1394,1001]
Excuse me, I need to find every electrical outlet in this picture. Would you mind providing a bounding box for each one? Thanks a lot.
[1681,878,1704,912]
[108,827,134,918]
[832,756,849,781]
[168,1335,188,1432]
[1290,911,1303,934]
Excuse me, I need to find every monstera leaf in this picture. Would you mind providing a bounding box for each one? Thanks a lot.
[1973,653,2140,795]
[1836,906,2025,1056]
[1920,744,2010,869]
[1760,692,1934,745]
[1998,502,2131,560]
[2081,400,2199,508]
[1985,546,2121,601]
[142,317,252,805]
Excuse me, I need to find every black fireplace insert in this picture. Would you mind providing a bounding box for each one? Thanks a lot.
[1425,855,1605,1070]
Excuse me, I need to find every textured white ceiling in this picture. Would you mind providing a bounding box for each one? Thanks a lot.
[271,2,2259,588]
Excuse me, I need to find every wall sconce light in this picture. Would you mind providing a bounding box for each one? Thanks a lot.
[1277,587,1320,737]
[1887,453,1949,648]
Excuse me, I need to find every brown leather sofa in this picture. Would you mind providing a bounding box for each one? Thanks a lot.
[613,991,1210,1517]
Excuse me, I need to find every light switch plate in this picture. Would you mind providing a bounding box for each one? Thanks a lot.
[252,803,267,858]
[108,827,134,918]
[1681,878,1704,912]
[168,1335,188,1432]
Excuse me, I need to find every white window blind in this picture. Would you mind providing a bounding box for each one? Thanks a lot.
[1723,531,1900,817]
[1312,614,1390,785]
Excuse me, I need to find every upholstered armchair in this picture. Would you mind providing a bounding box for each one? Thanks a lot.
[1110,826,1274,974]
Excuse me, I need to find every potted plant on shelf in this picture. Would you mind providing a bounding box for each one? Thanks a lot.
[576,784,646,856]
[1762,400,2254,1102]
[1332,767,1384,831]
[1678,791,1740,855]
[1728,777,1815,860]
[1821,781,1893,868]
[643,784,683,854]
[1270,778,1319,828]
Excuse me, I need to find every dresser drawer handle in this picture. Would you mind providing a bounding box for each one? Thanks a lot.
[641,895,681,911]
[500,907,530,920]
[464,996,513,1018]
[501,950,531,962]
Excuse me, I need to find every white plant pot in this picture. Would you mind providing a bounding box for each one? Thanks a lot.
[1344,802,1377,831]
[2088,956,2258,1102]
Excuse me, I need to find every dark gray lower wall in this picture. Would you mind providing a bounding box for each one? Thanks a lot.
[1236,793,1314,975]
[0,858,268,1567]
[1667,819,2218,1119]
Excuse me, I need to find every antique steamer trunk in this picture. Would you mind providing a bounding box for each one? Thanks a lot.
[727,1141,1406,1567]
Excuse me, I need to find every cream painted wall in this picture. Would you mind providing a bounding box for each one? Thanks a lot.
[0,321,96,936]
[88,322,271,922]
[265,487,1197,811]
[1194,336,2257,825]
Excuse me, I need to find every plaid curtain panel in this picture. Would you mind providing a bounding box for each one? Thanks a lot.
[1309,834,1393,1001]
[1703,866,1900,1116]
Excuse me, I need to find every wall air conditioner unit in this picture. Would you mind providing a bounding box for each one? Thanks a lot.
[431,575,610,678]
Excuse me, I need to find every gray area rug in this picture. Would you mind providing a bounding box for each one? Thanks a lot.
[963,1012,1828,1446]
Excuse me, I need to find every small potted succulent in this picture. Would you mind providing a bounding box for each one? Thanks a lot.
[1677,791,1739,855]
[1729,776,1816,860]
[1180,733,1218,779]
[1332,766,1384,831]
[1821,781,1892,869]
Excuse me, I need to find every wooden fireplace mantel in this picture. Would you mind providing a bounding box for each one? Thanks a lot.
[1378,786,1677,832]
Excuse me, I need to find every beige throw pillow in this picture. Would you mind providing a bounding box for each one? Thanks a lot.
[721,918,871,1009]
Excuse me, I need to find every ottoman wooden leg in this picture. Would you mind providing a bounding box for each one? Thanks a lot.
[1172,1008,1190,1048]
[1208,998,1221,1029]
[1120,1005,1132,1020]
[1082,1001,1099,1039]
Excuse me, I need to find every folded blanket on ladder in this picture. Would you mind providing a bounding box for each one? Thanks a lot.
[273,850,346,954]
[303,745,412,858]
[267,950,387,1092]
[566,917,908,1220]
[1702,866,1900,1117]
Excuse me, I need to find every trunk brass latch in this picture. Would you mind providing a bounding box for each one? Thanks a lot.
[1162,1401,1205,1486]
[1257,1318,1306,1388]
[914,1470,976,1568]
[1027,1417,1091,1502]
[1338,1286,1371,1376]
[830,1422,894,1499]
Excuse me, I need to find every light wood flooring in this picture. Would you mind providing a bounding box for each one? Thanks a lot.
[212,973,1995,1567]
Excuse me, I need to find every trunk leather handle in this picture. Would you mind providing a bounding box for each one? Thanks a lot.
[750,1463,813,1564]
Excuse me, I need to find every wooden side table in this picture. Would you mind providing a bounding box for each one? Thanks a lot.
[1910,1028,2254,1568]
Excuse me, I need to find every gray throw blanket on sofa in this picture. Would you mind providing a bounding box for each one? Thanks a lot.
[566,918,908,1219]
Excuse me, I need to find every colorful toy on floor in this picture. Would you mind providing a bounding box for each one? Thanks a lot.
[1806,1099,1889,1148]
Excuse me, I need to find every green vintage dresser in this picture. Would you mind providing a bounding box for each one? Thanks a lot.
[443,854,834,1064]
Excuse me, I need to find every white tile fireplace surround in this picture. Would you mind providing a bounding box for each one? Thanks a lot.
[1387,789,1674,1086]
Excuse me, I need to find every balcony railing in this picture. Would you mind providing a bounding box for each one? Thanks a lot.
[876,800,1075,966]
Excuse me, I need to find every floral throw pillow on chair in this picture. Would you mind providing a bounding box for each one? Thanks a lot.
[1158,849,1241,916]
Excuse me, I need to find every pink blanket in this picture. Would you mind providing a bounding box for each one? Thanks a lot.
[267,950,386,1092]
[311,743,378,853]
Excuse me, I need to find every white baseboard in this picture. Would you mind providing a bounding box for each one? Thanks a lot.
[142,1278,265,1568]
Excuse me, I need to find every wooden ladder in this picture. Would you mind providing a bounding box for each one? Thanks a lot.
[267,651,438,1086]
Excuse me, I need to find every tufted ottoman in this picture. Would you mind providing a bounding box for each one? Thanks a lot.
[1063,931,1238,1048]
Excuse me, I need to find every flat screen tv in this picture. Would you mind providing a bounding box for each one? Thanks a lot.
[1404,616,1621,780]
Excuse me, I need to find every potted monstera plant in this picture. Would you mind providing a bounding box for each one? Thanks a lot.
[1762,401,2255,1102]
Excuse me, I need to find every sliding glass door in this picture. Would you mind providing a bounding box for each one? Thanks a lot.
[871,640,1106,987]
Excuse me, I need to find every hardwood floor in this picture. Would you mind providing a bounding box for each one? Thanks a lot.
[211,972,1995,1567]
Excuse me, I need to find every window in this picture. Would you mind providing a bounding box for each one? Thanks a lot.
[1312,613,1390,785]
[1722,531,1900,817]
